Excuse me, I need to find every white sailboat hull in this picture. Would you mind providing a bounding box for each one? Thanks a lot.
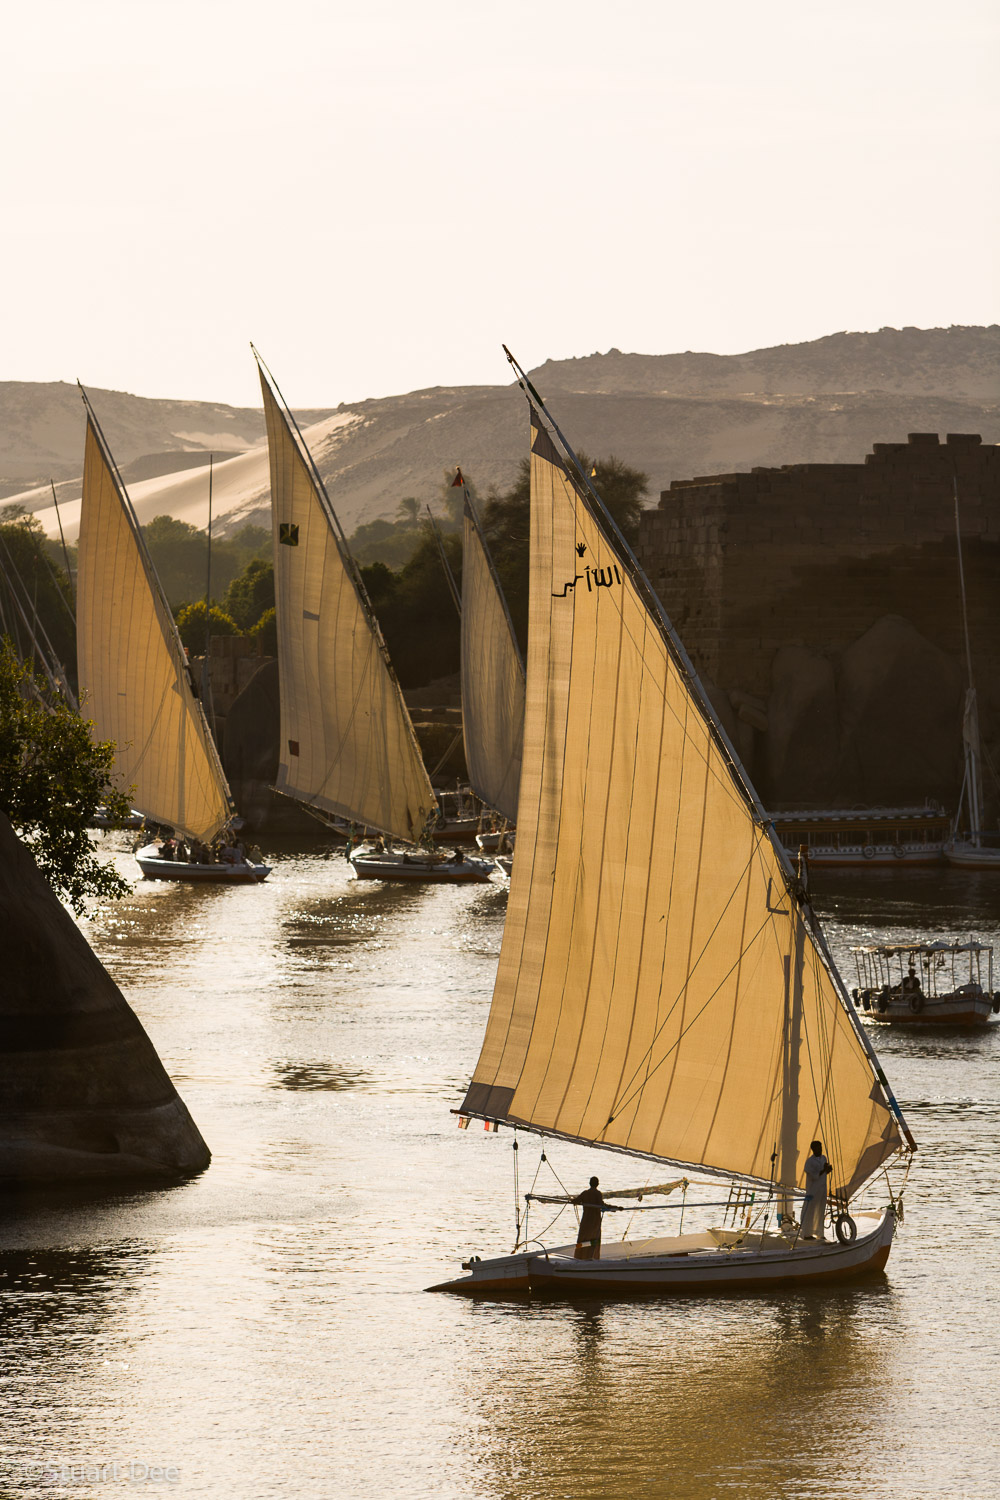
[429,1209,896,1297]
[136,846,270,883]
[350,851,493,884]
[862,992,998,1025]
[944,842,1000,870]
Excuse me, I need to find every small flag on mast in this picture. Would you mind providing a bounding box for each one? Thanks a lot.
[452,468,465,487]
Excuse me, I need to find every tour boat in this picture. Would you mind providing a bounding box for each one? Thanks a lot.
[852,940,999,1025]
[430,353,914,1298]
[76,391,258,883]
[255,351,486,886]
[771,806,949,866]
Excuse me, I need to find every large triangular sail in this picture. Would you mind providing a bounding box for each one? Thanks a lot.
[256,357,435,843]
[461,387,910,1201]
[458,476,525,824]
[76,398,233,843]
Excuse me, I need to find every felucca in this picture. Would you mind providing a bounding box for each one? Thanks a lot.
[944,477,1000,869]
[454,471,524,868]
[76,389,269,885]
[254,352,492,885]
[431,354,915,1296]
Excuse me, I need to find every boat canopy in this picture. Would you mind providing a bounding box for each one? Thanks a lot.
[460,488,525,824]
[257,360,435,845]
[76,405,233,843]
[852,941,992,956]
[460,402,907,1201]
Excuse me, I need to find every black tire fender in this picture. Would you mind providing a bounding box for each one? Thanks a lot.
[993,993,1000,1015]
[909,993,924,1015]
[863,846,875,860]
[877,994,888,1013]
[835,1213,857,1245]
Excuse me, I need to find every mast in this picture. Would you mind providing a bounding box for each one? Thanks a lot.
[50,480,76,607]
[953,475,983,845]
[426,506,462,617]
[201,455,216,733]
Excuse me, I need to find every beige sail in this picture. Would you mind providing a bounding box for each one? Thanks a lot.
[76,418,232,843]
[259,368,435,842]
[462,412,904,1200]
[461,496,525,823]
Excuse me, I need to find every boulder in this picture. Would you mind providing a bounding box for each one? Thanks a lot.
[0,812,210,1184]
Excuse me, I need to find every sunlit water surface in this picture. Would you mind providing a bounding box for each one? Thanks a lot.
[1,844,998,1499]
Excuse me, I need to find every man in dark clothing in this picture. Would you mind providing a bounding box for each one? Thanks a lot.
[573,1175,617,1260]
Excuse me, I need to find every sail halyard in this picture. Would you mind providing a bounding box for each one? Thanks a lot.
[460,364,913,1201]
[953,476,984,845]
[75,388,234,843]
[459,477,526,825]
[254,352,436,844]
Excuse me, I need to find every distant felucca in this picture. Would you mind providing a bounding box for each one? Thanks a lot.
[455,469,524,847]
[76,388,269,884]
[431,353,914,1296]
[427,471,524,864]
[253,352,492,885]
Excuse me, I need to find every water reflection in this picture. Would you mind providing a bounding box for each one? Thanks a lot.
[463,1287,899,1500]
[270,1061,369,1092]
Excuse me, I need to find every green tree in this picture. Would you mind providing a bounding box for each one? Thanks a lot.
[143,517,272,612]
[0,512,76,692]
[480,450,648,651]
[0,640,132,912]
[250,607,277,655]
[175,602,238,653]
[222,557,274,631]
[142,515,208,609]
[360,528,462,687]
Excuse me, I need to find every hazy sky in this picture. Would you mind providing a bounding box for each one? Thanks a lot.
[4,0,997,407]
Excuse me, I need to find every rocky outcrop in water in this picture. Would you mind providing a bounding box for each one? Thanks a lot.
[0,813,210,1184]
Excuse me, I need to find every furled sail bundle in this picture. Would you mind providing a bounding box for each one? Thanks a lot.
[256,357,435,843]
[461,399,909,1202]
[76,395,233,843]
[459,477,525,823]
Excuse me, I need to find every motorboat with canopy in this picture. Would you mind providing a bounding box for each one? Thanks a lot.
[430,353,914,1296]
[852,940,999,1025]
[76,389,269,885]
[254,352,492,885]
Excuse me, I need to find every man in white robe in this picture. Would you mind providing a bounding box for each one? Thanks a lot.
[801,1140,833,1240]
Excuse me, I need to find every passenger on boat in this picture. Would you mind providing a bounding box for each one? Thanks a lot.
[175,838,188,861]
[902,966,922,996]
[188,839,205,865]
[158,839,174,860]
[573,1176,620,1260]
[801,1141,833,1240]
[450,848,464,864]
[247,844,262,864]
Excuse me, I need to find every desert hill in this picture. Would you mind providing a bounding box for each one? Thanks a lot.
[534,325,1000,400]
[3,326,997,541]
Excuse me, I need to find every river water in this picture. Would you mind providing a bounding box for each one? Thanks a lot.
[1,841,998,1500]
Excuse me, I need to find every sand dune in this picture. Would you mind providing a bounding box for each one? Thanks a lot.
[17,413,359,542]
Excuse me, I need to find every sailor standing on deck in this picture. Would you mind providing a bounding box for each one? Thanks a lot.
[801,1140,833,1240]
[573,1176,621,1260]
